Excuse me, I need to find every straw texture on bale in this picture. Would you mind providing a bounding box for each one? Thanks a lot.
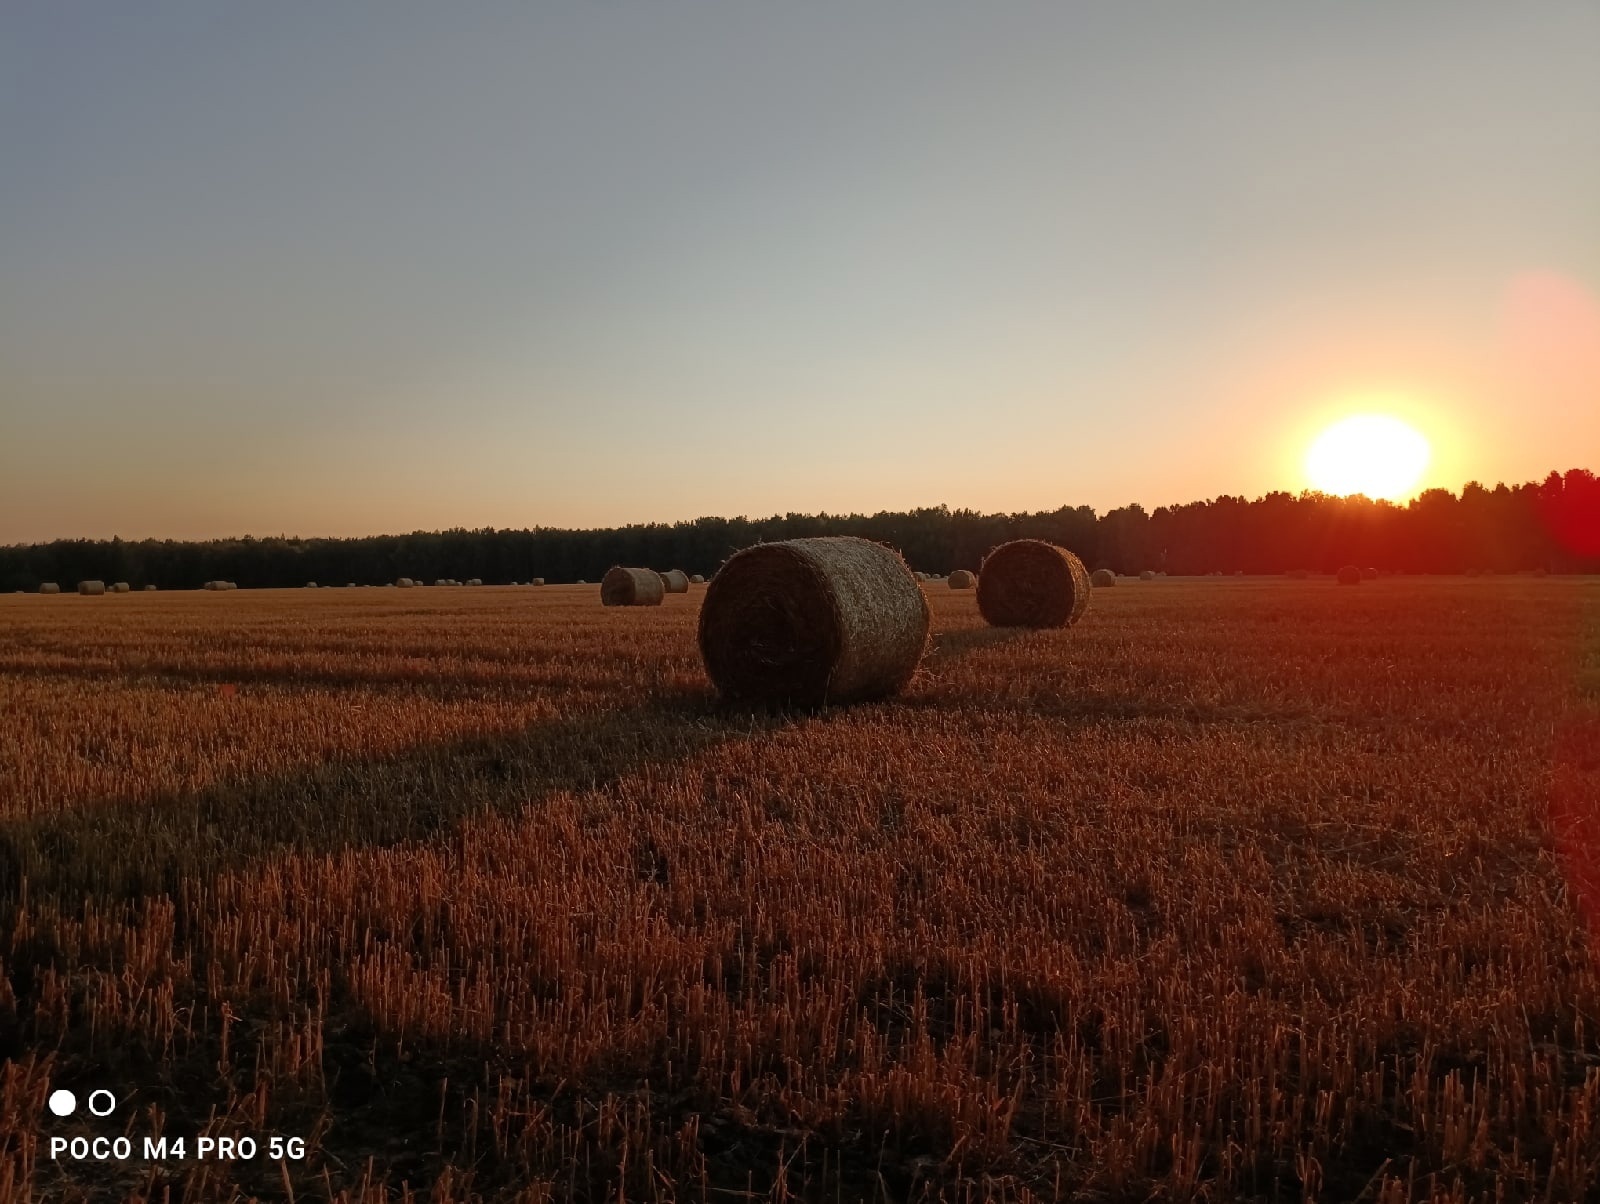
[78,580,106,596]
[112,582,130,593]
[689,574,706,584]
[976,541,1091,629]
[948,569,976,589]
[659,569,690,593]
[1337,565,1362,585]
[39,583,61,594]
[1090,568,1116,588]
[601,566,665,607]
[698,536,929,707]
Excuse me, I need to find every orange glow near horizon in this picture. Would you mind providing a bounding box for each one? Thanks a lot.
[1304,413,1433,502]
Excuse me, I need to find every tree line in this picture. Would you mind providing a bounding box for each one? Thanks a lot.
[4,468,1597,591]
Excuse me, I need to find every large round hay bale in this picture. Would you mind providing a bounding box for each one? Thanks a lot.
[1090,568,1116,588]
[531,577,545,586]
[602,566,665,607]
[396,578,414,588]
[689,573,706,584]
[1139,570,1156,581]
[1337,565,1362,585]
[112,582,130,593]
[659,569,690,593]
[39,582,61,594]
[698,536,928,706]
[78,580,106,596]
[948,569,976,589]
[1361,567,1378,581]
[976,541,1091,628]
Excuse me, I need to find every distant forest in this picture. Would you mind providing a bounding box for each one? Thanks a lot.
[5,469,1598,591]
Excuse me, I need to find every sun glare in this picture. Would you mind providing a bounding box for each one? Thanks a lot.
[1305,414,1431,501]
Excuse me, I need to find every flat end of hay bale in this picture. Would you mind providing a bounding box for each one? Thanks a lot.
[698,536,928,706]
[976,541,1091,628]
[602,566,666,606]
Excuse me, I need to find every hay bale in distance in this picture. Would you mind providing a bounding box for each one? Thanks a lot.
[601,566,665,607]
[1337,565,1362,586]
[689,573,706,584]
[306,582,318,588]
[698,536,928,707]
[467,578,483,586]
[659,569,690,594]
[948,569,976,590]
[144,584,158,591]
[1362,567,1378,581]
[39,583,61,594]
[1090,568,1116,588]
[976,541,1091,628]
[1139,570,1156,581]
[396,578,414,588]
[531,577,545,586]
[78,580,106,596]
[112,582,130,593]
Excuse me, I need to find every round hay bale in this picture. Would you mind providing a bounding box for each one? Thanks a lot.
[467,578,483,586]
[698,536,928,707]
[144,584,158,591]
[577,579,588,584]
[1361,567,1378,581]
[602,566,665,607]
[306,581,318,588]
[659,569,690,593]
[689,573,706,584]
[531,577,545,586]
[396,578,414,588]
[1337,565,1362,586]
[78,580,106,596]
[976,541,1090,628]
[1090,568,1116,588]
[39,582,61,594]
[1139,570,1156,581]
[948,569,976,589]
[112,582,130,593]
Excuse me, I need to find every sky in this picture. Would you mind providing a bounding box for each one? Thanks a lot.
[3,2,1597,544]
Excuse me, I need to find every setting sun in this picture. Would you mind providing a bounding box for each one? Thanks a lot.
[1305,414,1431,501]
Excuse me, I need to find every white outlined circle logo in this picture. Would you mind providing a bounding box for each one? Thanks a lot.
[86,1090,116,1117]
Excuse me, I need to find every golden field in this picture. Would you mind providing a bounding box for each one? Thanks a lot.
[1,577,1598,1202]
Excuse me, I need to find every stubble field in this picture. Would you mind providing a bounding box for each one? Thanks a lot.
[1,576,1598,1203]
